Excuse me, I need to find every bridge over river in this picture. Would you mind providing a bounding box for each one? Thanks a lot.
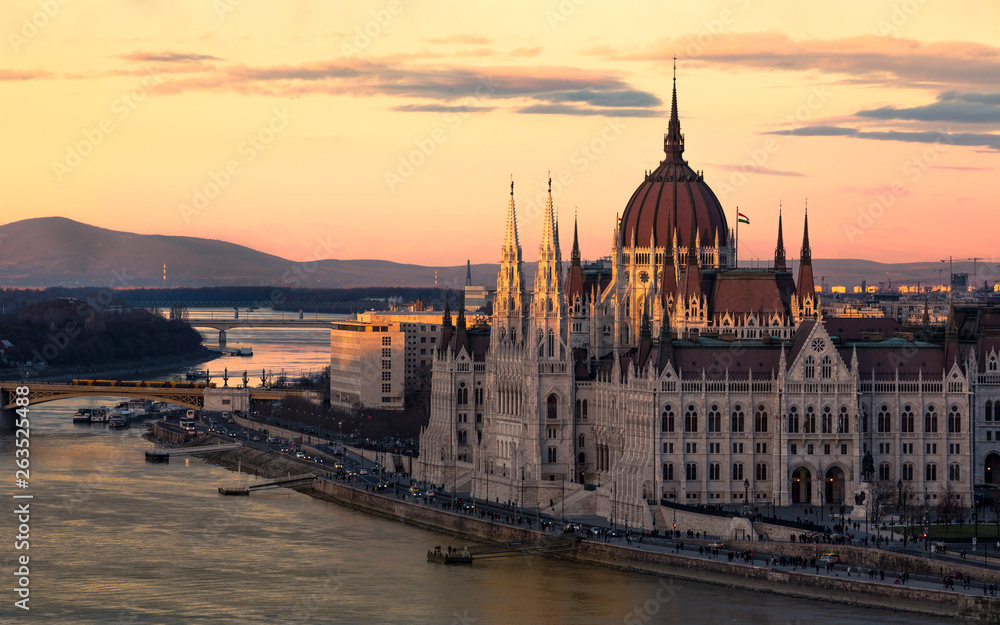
[185,317,332,347]
[0,380,312,430]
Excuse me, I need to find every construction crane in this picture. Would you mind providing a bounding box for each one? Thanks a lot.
[966,258,983,284]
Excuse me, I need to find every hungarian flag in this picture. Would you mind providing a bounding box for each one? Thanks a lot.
[737,212,750,225]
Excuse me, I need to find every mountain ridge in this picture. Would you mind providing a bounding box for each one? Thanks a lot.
[0,217,993,290]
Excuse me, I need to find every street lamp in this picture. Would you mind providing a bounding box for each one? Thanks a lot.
[744,479,750,511]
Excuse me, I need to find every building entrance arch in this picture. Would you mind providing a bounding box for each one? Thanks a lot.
[791,467,812,504]
[986,453,1000,484]
[825,466,846,504]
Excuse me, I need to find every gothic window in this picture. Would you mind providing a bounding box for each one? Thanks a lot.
[787,406,799,434]
[821,356,832,379]
[755,463,768,481]
[458,383,469,405]
[988,401,994,422]
[732,406,745,433]
[709,463,721,481]
[901,405,914,433]
[578,452,586,464]
[684,405,698,433]
[732,462,744,481]
[579,434,585,448]
[862,404,870,433]
[685,463,698,481]
[547,330,554,357]
[949,463,961,481]
[708,405,721,433]
[547,394,558,420]
[804,355,815,378]
[662,463,674,480]
[990,355,998,371]
[878,463,890,481]
[878,405,891,433]
[948,405,961,433]
[575,400,581,420]
[925,463,937,481]
[661,406,675,433]
[582,400,588,420]
[755,405,768,433]
[838,406,850,434]
[804,406,817,434]
[924,405,938,433]
[901,463,913,481]
[821,406,832,434]
[548,447,557,463]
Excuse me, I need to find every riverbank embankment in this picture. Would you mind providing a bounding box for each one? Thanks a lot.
[157,429,1000,624]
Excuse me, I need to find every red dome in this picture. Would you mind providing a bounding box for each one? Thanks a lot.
[619,160,728,249]
[618,77,729,249]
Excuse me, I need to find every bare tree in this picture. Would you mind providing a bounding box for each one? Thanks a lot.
[936,481,962,525]
[169,303,188,321]
[866,479,896,541]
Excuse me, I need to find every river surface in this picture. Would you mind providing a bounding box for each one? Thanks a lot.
[0,310,952,623]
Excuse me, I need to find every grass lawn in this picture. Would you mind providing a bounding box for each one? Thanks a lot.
[890,524,1000,539]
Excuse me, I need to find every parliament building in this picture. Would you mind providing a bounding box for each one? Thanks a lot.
[414,77,1000,529]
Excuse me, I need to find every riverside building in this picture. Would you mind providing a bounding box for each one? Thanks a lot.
[415,76,1000,529]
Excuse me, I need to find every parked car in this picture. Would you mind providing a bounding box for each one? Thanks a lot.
[562,523,581,534]
[819,553,838,564]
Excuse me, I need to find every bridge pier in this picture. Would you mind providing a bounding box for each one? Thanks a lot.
[219,330,227,348]
[0,407,13,432]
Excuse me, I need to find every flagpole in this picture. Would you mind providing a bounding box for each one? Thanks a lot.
[735,206,738,269]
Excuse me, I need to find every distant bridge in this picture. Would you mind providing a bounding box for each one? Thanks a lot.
[0,380,311,417]
[185,318,331,347]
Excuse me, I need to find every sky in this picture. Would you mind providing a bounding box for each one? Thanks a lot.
[2,0,998,268]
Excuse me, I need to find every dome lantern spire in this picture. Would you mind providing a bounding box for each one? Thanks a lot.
[663,55,685,164]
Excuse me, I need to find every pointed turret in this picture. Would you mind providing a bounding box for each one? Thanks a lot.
[796,203,816,314]
[457,292,467,331]
[639,300,651,341]
[663,56,685,165]
[567,212,585,302]
[774,207,787,272]
[660,231,677,308]
[442,293,452,329]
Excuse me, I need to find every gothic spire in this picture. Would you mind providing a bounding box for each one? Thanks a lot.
[774,205,787,272]
[457,291,466,330]
[639,299,651,341]
[442,293,452,329]
[503,177,521,255]
[663,55,685,164]
[800,200,811,264]
[571,211,581,266]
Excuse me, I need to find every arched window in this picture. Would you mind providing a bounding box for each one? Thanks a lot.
[547,447,557,463]
[685,405,698,433]
[821,406,832,434]
[838,406,850,434]
[731,406,745,433]
[861,404,869,433]
[924,405,938,433]
[804,406,817,434]
[708,405,721,433]
[661,406,675,432]
[578,452,586,464]
[547,394,558,420]
[582,400,588,419]
[579,434,585,448]
[708,463,720,481]
[685,462,698,481]
[878,463,890,480]
[902,463,913,481]
[821,355,832,379]
[804,355,815,378]
[878,405,891,433]
[755,405,768,433]
[988,401,995,423]
[949,463,961,481]
[458,383,468,405]
[732,462,744,481]
[787,406,799,434]
[925,463,937,481]
[755,463,768,481]
[901,405,914,433]
[547,330,554,357]
[662,463,674,480]
[948,405,961,433]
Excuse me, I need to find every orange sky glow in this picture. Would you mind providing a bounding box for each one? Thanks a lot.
[2,1,998,268]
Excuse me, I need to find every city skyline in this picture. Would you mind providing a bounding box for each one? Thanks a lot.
[3,1,998,267]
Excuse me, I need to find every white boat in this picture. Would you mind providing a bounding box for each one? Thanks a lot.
[73,408,106,423]
[89,408,109,423]
[108,411,130,429]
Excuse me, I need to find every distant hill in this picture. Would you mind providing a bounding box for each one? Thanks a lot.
[0,217,994,289]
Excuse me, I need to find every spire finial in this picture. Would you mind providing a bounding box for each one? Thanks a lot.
[664,56,684,162]
[510,174,514,196]
[548,171,552,194]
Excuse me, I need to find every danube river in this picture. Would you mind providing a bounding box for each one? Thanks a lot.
[1,312,952,623]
